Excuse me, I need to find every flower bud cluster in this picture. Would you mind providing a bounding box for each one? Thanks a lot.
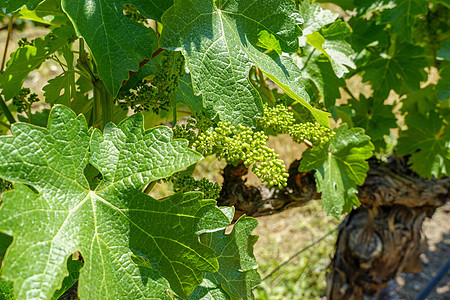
[171,174,221,200]
[194,122,288,188]
[259,104,335,146]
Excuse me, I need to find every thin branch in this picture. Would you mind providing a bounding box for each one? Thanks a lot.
[1,16,14,72]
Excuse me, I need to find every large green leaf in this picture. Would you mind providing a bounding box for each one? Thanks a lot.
[189,215,260,300]
[379,0,428,42]
[397,112,450,178]
[161,0,330,127]
[0,25,76,100]
[61,0,160,96]
[0,105,234,299]
[300,125,374,218]
[362,43,429,100]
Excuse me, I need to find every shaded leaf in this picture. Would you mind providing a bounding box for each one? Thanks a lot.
[344,96,397,146]
[397,111,450,178]
[362,43,429,100]
[11,0,69,26]
[43,73,72,106]
[51,259,83,300]
[379,0,428,42]
[1,0,44,14]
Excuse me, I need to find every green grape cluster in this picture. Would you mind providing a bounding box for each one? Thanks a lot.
[117,51,185,113]
[258,103,295,133]
[290,122,335,146]
[123,4,148,25]
[258,104,334,146]
[0,178,12,192]
[171,174,221,200]
[12,88,39,113]
[194,122,288,188]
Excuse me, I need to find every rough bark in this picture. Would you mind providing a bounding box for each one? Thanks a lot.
[217,156,449,299]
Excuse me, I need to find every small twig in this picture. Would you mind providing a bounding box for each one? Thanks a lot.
[1,16,14,72]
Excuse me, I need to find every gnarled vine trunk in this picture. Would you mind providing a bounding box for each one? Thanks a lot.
[217,157,449,299]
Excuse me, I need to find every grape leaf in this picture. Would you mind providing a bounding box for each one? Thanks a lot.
[61,0,160,96]
[397,111,450,178]
[362,43,429,100]
[1,0,44,13]
[161,0,330,127]
[294,49,345,108]
[354,0,395,15]
[300,0,338,35]
[0,25,76,100]
[189,215,260,300]
[344,96,397,144]
[43,73,72,106]
[379,0,428,42]
[300,125,374,218]
[11,0,69,26]
[300,1,355,78]
[348,17,388,52]
[0,105,234,299]
[437,63,450,102]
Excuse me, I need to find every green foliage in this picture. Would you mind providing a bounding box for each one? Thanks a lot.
[300,125,374,217]
[61,0,159,96]
[362,43,429,99]
[0,0,448,298]
[299,1,355,78]
[341,96,397,150]
[0,25,76,100]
